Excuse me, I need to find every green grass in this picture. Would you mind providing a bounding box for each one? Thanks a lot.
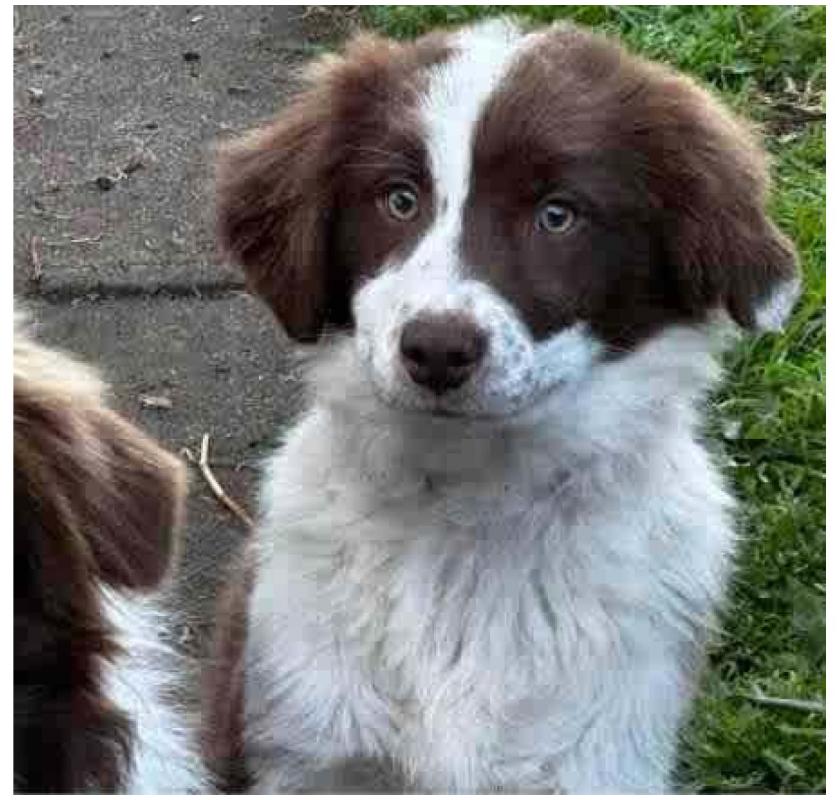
[362,6,826,794]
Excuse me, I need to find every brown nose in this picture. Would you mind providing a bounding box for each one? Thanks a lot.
[399,312,488,394]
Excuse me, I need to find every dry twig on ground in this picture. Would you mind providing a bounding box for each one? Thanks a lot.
[182,434,255,531]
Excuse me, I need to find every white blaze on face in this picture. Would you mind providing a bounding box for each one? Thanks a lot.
[419,19,529,261]
[351,20,602,417]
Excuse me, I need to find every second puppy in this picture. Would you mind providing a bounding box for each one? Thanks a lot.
[14,317,208,793]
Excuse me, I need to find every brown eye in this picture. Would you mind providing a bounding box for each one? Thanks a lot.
[536,200,575,234]
[384,184,419,221]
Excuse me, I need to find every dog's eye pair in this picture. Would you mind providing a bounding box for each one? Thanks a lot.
[536,199,576,234]
[382,184,419,222]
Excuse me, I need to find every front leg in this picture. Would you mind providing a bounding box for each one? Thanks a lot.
[492,653,695,794]
[547,656,693,794]
[242,618,398,793]
[249,750,405,793]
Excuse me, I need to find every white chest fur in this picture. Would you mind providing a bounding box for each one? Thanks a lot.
[103,591,208,794]
[244,332,735,793]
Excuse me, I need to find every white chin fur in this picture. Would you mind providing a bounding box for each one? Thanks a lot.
[362,320,602,419]
[309,320,723,466]
[352,265,603,418]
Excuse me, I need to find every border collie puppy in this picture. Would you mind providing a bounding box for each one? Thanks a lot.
[14,317,208,793]
[204,19,799,793]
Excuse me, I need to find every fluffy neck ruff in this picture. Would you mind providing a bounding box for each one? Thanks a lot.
[305,323,726,489]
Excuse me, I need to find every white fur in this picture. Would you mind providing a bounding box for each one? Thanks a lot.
[355,268,602,417]
[754,278,801,330]
[422,19,529,225]
[243,320,737,793]
[239,20,749,794]
[102,589,209,794]
[354,21,600,419]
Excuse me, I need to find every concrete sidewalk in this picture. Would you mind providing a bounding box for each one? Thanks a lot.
[13,6,324,652]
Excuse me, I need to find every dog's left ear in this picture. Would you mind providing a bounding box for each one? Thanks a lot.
[656,74,801,331]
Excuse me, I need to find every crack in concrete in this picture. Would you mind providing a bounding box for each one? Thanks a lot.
[23,279,247,303]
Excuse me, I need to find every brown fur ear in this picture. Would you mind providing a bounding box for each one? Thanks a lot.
[14,334,186,590]
[78,409,186,589]
[669,194,799,331]
[214,40,373,342]
[216,32,439,341]
[653,73,800,331]
[216,104,335,341]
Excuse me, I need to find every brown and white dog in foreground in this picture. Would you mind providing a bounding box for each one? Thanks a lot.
[205,19,799,793]
[14,317,207,793]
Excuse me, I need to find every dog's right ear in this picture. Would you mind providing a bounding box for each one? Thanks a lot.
[14,389,187,592]
[79,408,187,590]
[216,39,382,342]
[216,93,335,342]
[217,33,437,342]
[14,327,187,591]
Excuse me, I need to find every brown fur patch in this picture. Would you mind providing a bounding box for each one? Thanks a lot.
[13,321,187,792]
[216,31,451,341]
[219,22,797,351]
[201,545,257,791]
[462,25,797,347]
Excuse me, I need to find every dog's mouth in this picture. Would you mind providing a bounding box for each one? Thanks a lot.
[427,405,475,419]
[357,330,599,422]
[371,378,567,423]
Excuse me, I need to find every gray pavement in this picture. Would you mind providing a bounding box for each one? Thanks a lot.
[13,6,327,653]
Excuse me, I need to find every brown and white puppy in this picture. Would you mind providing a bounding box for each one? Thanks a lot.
[14,317,207,793]
[205,19,799,793]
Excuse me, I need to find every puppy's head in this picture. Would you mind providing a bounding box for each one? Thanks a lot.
[218,19,798,418]
[13,321,186,791]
